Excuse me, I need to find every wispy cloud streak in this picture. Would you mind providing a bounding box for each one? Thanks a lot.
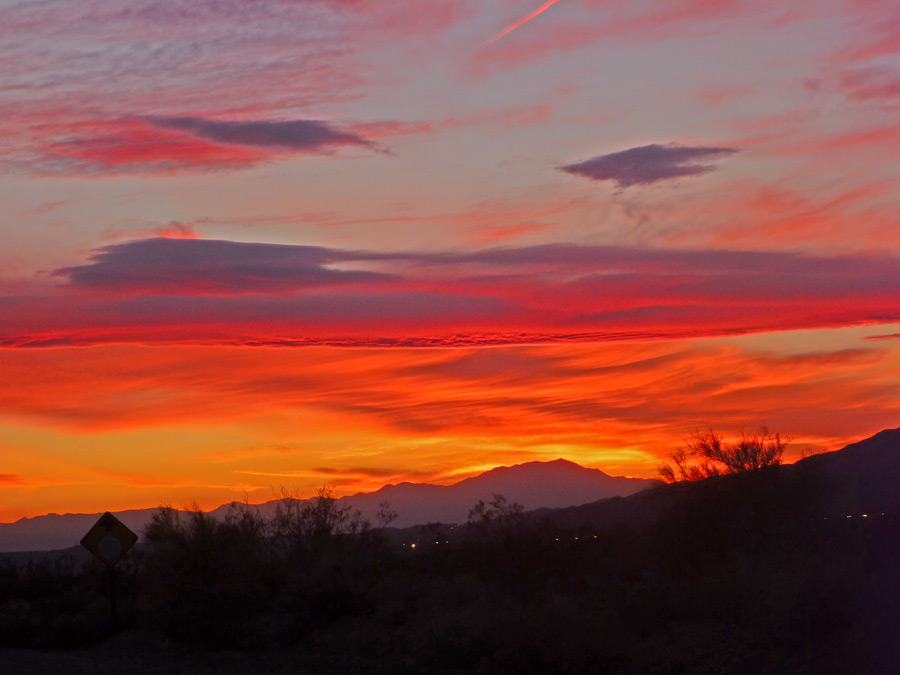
[483,0,565,45]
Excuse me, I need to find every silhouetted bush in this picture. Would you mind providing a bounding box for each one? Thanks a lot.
[271,486,368,557]
[0,555,115,649]
[4,476,897,674]
[140,503,274,647]
[659,427,787,482]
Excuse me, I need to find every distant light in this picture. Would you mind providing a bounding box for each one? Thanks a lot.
[411,543,416,548]
[846,515,852,518]
[862,514,868,518]
[593,535,597,539]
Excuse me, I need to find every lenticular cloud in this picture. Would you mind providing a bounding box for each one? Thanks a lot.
[560,143,738,187]
[147,117,375,152]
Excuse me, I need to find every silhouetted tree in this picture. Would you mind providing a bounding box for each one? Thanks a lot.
[376,500,398,529]
[272,485,368,550]
[467,493,524,531]
[658,427,787,483]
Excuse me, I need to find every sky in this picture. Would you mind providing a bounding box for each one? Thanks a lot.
[2,0,900,521]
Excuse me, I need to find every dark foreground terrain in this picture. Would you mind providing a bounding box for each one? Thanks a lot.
[3,429,900,674]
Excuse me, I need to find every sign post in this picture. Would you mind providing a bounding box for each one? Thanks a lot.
[81,512,138,630]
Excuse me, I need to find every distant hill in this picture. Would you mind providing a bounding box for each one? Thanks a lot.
[0,459,656,552]
[0,509,162,555]
[334,458,653,527]
[792,426,900,515]
[537,426,900,534]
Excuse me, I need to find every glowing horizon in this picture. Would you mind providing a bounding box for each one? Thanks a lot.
[2,0,900,522]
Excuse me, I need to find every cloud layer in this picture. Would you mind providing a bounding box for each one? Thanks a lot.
[56,238,394,294]
[560,144,739,187]
[0,237,895,348]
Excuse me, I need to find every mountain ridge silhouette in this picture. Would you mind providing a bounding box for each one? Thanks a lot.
[0,458,655,552]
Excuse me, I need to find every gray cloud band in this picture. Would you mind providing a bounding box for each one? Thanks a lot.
[147,116,376,151]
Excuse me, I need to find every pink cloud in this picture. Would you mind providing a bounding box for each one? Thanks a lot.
[102,222,202,241]
[470,0,770,75]
[2,0,470,175]
[774,125,900,156]
[25,115,394,174]
[696,177,898,249]
[837,66,900,102]
[43,120,266,173]
[698,85,753,105]
[347,121,434,139]
[834,10,900,63]
[483,0,566,46]
[440,103,553,131]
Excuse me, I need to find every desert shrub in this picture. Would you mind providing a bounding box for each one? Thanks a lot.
[659,427,787,483]
[0,555,112,649]
[141,503,273,646]
[271,486,368,555]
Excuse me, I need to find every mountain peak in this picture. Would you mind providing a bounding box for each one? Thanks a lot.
[0,458,656,551]
[473,457,608,474]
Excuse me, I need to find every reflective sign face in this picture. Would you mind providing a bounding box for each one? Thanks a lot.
[80,512,138,567]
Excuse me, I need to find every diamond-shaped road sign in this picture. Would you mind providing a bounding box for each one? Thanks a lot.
[81,512,138,567]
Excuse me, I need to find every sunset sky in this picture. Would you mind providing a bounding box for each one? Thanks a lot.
[2,0,900,521]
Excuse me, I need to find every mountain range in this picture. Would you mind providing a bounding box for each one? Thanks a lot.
[4,427,898,554]
[0,458,656,552]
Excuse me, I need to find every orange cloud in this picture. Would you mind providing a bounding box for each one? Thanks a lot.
[2,331,897,519]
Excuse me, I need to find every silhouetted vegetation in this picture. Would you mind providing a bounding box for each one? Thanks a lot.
[0,550,140,649]
[466,493,524,536]
[2,463,899,673]
[658,427,787,482]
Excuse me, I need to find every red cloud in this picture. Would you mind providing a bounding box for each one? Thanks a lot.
[1,238,899,349]
[46,121,264,172]
[38,116,385,174]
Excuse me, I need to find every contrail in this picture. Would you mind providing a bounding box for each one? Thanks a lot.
[483,0,566,46]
